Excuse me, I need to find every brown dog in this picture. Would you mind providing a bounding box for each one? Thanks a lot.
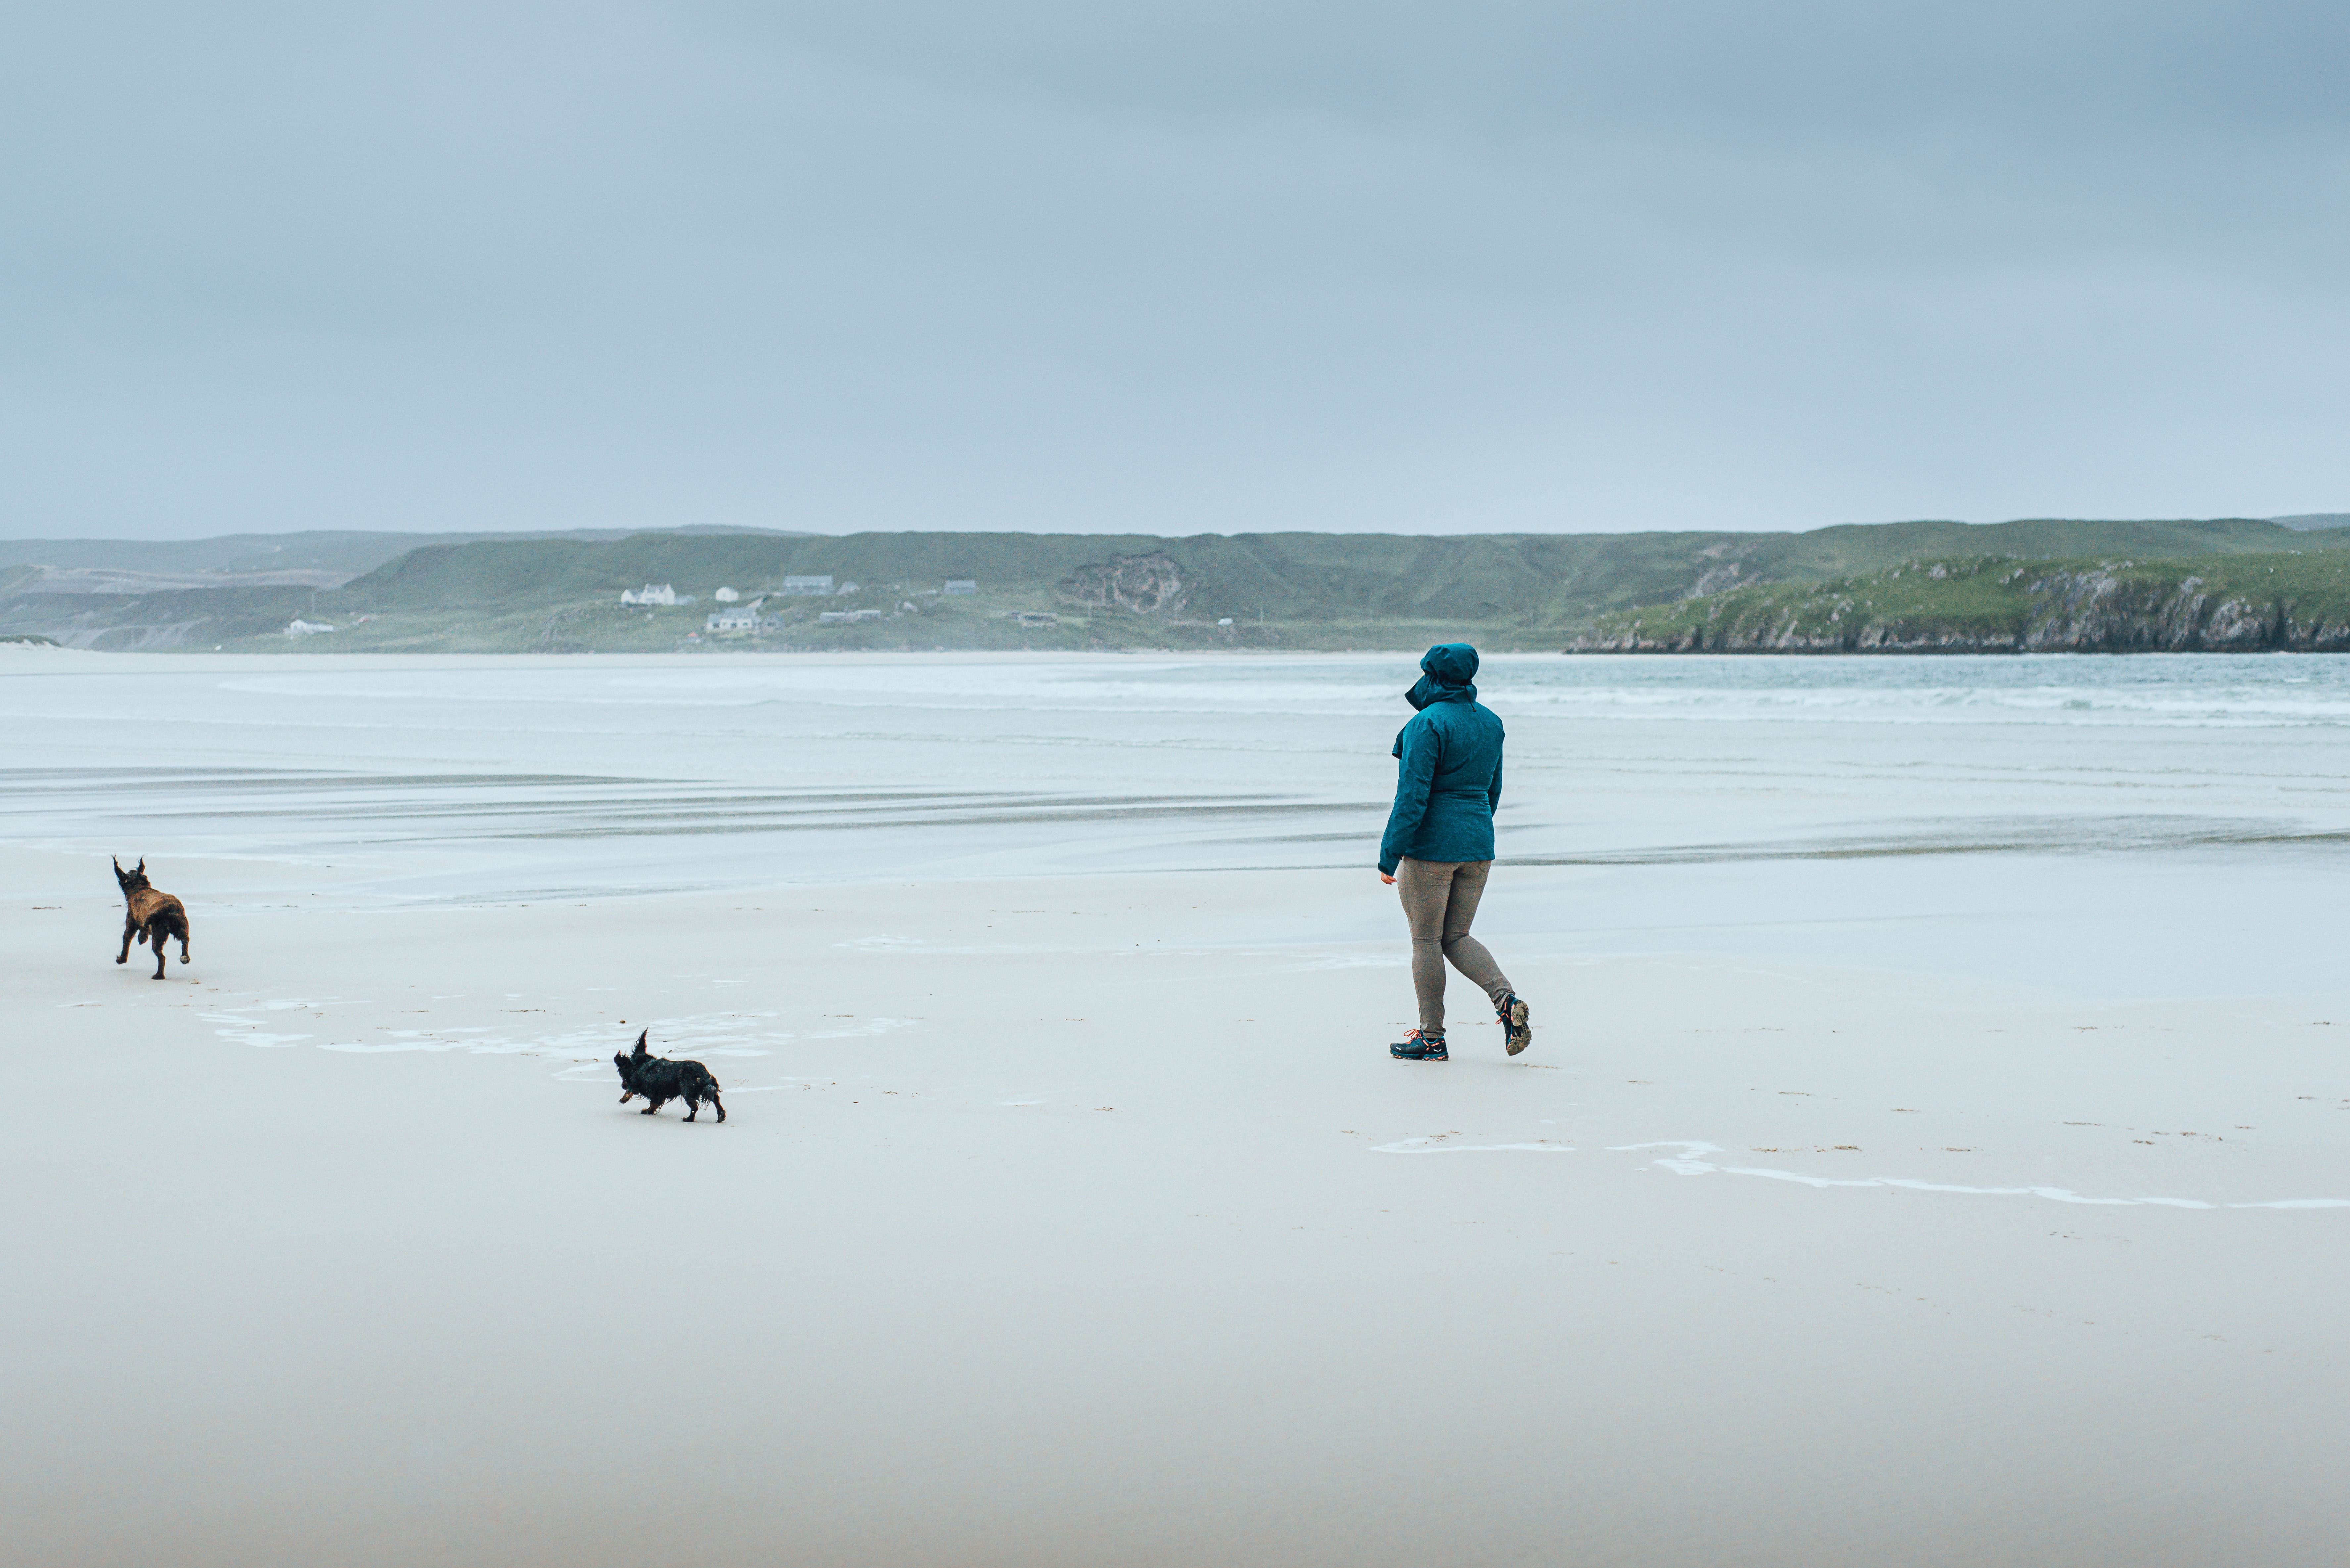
[113,857,191,979]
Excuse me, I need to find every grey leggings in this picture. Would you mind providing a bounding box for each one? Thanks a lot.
[1395,857,1513,1034]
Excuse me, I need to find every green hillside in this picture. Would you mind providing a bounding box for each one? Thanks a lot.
[1757,516,2316,573]
[242,529,1797,652]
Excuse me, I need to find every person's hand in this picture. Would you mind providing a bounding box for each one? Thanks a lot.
[1378,871,1396,885]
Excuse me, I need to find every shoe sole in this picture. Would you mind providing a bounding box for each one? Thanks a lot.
[1502,997,1531,1056]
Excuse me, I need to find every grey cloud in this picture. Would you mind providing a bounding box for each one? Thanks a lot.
[2,2,2344,538]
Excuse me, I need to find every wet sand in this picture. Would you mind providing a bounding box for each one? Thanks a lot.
[10,844,2349,1567]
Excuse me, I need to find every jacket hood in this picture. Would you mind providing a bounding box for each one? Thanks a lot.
[1404,643,1480,710]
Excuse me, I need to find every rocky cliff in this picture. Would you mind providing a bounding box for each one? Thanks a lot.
[1060,552,1188,617]
[1572,554,2350,653]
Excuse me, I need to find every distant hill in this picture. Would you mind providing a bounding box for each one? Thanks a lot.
[2271,514,2350,532]
[341,529,1777,621]
[0,524,810,579]
[6,517,2346,653]
[334,516,2338,622]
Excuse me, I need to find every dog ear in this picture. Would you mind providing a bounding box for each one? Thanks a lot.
[634,1028,648,1051]
[135,858,144,873]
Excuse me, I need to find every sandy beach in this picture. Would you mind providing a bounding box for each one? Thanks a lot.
[8,649,2349,1565]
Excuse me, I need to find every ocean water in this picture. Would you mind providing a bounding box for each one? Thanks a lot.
[9,650,2349,996]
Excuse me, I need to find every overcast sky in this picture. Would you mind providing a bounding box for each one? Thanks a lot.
[3,2,2345,540]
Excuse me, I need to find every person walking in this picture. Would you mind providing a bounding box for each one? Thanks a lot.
[1378,643,1531,1062]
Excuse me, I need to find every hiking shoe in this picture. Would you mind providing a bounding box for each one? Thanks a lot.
[1498,993,1532,1056]
[1390,1029,1448,1062]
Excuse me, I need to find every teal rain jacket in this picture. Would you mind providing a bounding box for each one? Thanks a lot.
[1378,643,1505,875]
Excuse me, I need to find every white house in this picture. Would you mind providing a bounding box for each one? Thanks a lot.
[621,583,677,606]
[781,575,835,595]
[713,586,740,602]
[706,605,760,633]
[817,608,885,624]
[283,619,336,637]
[944,579,977,596]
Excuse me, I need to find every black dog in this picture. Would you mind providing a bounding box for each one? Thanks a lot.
[113,856,191,980]
[614,1030,725,1123]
